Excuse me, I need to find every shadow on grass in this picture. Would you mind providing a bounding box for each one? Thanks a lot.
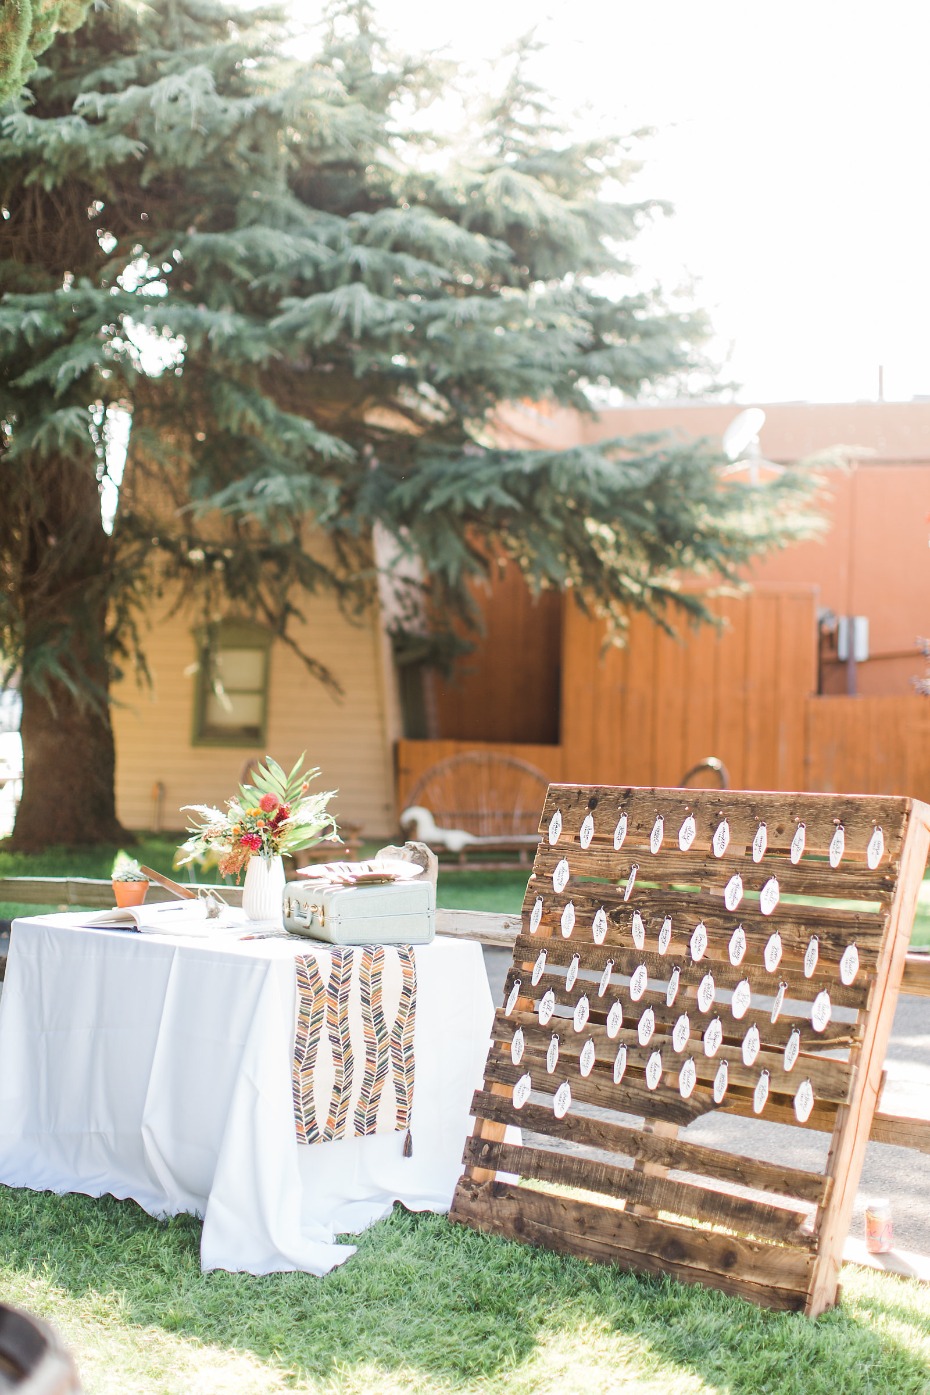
[2,1188,929,1393]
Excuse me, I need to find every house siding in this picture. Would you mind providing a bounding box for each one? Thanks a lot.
[111,587,398,840]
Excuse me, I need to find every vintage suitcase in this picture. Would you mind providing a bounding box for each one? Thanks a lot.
[282,879,435,945]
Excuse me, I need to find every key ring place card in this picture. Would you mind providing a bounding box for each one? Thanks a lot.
[451,784,930,1317]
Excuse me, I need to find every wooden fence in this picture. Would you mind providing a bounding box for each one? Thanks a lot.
[411,580,930,807]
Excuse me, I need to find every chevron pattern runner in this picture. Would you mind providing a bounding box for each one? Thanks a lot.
[292,944,418,1146]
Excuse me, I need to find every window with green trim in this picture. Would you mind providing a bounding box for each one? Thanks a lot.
[193,621,272,746]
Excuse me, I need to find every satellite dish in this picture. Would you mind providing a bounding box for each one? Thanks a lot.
[720,407,783,484]
[722,407,766,462]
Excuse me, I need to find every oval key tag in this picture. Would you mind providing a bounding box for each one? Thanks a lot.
[790,822,806,865]
[829,824,845,869]
[579,813,595,850]
[631,910,646,950]
[505,981,521,1016]
[579,1038,596,1077]
[546,1034,560,1073]
[867,826,884,870]
[512,1073,532,1109]
[511,1028,525,1065]
[666,964,681,1008]
[623,864,639,901]
[560,901,576,938]
[658,916,673,955]
[672,1012,690,1052]
[553,1081,572,1118]
[613,1043,628,1084]
[553,858,570,894]
[703,1016,723,1057]
[530,897,544,934]
[613,813,628,850]
[760,877,780,916]
[629,964,648,1001]
[598,959,615,997]
[752,821,767,863]
[592,907,609,945]
[690,921,708,962]
[742,1023,761,1066]
[606,1000,623,1038]
[697,972,715,1013]
[811,991,832,1033]
[565,954,580,992]
[645,1050,663,1091]
[729,923,747,966]
[532,950,547,986]
[679,813,697,851]
[840,943,860,986]
[753,1070,770,1115]
[713,818,730,858]
[784,1027,801,1072]
[731,979,751,1020]
[650,814,665,854]
[573,995,590,1032]
[764,931,783,973]
[679,1056,697,1098]
[713,1058,729,1103]
[638,1007,656,1046]
[794,1079,815,1123]
[770,980,788,1024]
[538,989,555,1026]
[548,809,562,845]
[803,936,819,979]
[724,873,743,911]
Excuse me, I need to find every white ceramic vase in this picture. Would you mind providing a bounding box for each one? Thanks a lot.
[242,853,286,923]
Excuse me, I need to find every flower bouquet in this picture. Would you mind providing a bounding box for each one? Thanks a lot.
[178,755,339,880]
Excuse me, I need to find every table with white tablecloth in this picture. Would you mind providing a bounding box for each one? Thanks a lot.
[0,915,493,1275]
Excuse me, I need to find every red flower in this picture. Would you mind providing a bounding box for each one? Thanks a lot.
[240,832,263,851]
[259,793,280,813]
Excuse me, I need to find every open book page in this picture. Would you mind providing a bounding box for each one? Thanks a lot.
[77,899,249,935]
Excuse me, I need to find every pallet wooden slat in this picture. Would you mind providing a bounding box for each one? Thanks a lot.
[450,783,930,1316]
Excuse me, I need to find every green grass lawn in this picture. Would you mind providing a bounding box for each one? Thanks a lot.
[1,1188,929,1395]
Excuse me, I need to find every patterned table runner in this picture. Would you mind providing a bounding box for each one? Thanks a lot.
[292,945,417,1150]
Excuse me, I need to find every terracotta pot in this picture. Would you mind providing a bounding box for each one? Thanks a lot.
[112,879,149,908]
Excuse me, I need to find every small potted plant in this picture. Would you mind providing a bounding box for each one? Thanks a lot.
[111,854,150,908]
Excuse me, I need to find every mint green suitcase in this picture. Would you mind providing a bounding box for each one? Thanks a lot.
[282,879,435,945]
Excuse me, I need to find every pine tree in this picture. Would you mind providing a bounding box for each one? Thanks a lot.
[0,0,91,103]
[0,0,818,848]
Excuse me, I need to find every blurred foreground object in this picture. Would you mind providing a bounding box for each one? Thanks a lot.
[0,1304,81,1393]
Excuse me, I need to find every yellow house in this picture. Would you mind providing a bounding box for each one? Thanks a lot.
[110,551,402,841]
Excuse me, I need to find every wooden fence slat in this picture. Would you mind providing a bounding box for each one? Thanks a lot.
[451,1178,814,1309]
[468,1088,830,1202]
[463,1138,816,1247]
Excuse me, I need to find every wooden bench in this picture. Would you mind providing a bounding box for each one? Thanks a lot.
[399,752,549,867]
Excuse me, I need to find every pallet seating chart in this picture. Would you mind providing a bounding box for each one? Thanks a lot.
[450,785,930,1315]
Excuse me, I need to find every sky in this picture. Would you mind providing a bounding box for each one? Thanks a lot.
[323,0,930,405]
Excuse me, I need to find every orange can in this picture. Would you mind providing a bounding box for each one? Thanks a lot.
[865,1199,893,1254]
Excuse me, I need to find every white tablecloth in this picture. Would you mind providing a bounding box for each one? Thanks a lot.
[0,915,493,1275]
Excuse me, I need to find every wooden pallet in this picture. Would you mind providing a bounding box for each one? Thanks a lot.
[450,785,930,1315]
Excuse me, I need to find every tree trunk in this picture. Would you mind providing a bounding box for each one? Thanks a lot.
[6,455,131,851]
[10,665,129,851]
